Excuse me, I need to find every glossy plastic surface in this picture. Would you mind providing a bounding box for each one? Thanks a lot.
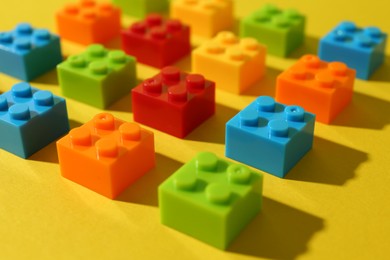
[276,55,355,124]
[56,0,121,45]
[319,21,387,80]
[132,66,215,138]
[159,152,263,249]
[192,31,266,94]
[240,4,305,57]
[171,0,234,38]
[121,14,190,68]
[57,112,155,199]
[226,96,315,177]
[57,44,137,109]
[0,82,69,158]
[0,23,62,80]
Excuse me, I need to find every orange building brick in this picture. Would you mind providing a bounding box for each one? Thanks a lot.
[170,0,234,38]
[192,31,266,94]
[56,113,155,199]
[276,55,356,124]
[56,0,121,45]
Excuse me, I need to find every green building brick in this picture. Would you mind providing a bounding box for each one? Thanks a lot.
[240,4,305,57]
[112,0,169,18]
[57,44,136,109]
[159,152,263,250]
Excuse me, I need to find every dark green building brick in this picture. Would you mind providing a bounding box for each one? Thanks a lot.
[240,4,305,57]
[159,152,263,250]
[112,0,169,18]
[57,44,136,109]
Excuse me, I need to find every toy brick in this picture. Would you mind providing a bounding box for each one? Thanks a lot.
[319,21,387,80]
[0,23,62,81]
[56,0,121,45]
[276,55,355,124]
[0,82,69,158]
[112,0,169,18]
[225,96,315,178]
[57,113,155,199]
[170,0,234,38]
[132,66,215,138]
[57,44,137,109]
[159,152,263,249]
[192,31,266,94]
[240,4,305,57]
[121,14,191,68]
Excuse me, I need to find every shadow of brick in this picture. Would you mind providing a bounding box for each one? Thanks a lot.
[365,55,390,83]
[332,92,390,129]
[241,66,282,97]
[116,153,182,206]
[289,34,320,59]
[30,68,59,86]
[286,136,368,185]
[28,119,82,164]
[229,197,324,259]
[185,103,239,144]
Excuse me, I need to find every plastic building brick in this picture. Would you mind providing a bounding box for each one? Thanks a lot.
[57,113,155,199]
[276,55,355,124]
[192,31,266,94]
[56,0,121,45]
[132,66,215,138]
[226,96,315,178]
[319,21,387,80]
[0,23,62,81]
[170,0,234,38]
[159,152,263,249]
[240,4,305,57]
[112,0,169,18]
[57,44,136,109]
[0,83,69,158]
[121,14,190,68]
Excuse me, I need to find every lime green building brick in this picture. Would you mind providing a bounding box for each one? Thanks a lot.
[240,4,305,57]
[159,152,263,250]
[57,44,136,109]
[112,0,169,18]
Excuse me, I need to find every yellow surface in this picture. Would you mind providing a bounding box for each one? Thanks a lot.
[1,1,390,259]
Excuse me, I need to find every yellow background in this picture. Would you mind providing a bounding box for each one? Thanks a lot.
[1,1,390,259]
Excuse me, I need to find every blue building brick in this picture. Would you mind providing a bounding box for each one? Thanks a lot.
[319,21,387,80]
[0,82,69,158]
[0,23,62,81]
[225,96,315,178]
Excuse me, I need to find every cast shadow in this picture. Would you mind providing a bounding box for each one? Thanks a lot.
[106,92,133,113]
[289,35,319,59]
[104,36,122,50]
[332,92,390,129]
[229,197,324,259]
[231,17,240,35]
[69,119,83,129]
[28,119,82,164]
[174,53,192,73]
[185,103,239,144]
[171,41,200,73]
[370,55,390,82]
[116,153,183,206]
[30,68,59,86]
[286,136,368,186]
[29,141,59,164]
[241,66,282,97]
